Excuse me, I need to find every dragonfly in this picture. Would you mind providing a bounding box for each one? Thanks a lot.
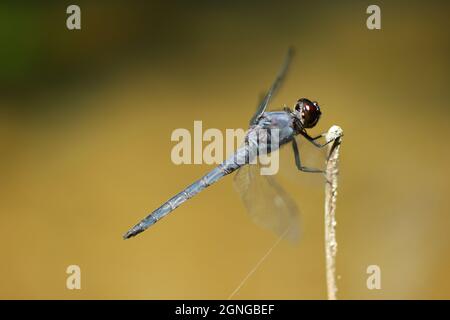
[123,48,337,240]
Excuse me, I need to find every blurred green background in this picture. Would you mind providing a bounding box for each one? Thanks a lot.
[0,0,449,299]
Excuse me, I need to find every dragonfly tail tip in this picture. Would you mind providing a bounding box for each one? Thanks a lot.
[123,216,156,239]
[123,228,140,240]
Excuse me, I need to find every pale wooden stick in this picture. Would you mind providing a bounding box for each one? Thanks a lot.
[324,125,343,300]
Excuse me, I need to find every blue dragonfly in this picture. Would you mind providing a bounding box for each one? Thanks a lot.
[123,48,336,240]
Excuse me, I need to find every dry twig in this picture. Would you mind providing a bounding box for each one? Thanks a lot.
[324,125,343,300]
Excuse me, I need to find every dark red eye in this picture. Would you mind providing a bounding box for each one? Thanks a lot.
[296,98,321,128]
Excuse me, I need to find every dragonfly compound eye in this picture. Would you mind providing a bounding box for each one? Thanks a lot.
[297,98,321,128]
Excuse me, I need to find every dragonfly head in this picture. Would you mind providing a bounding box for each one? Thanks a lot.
[294,98,321,129]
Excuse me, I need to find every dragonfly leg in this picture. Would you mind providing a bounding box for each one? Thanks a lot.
[311,133,326,140]
[292,138,324,173]
[300,131,335,149]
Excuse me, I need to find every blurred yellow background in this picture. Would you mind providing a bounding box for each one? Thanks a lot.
[0,0,449,299]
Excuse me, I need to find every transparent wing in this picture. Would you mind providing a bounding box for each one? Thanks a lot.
[249,47,295,125]
[233,164,300,242]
